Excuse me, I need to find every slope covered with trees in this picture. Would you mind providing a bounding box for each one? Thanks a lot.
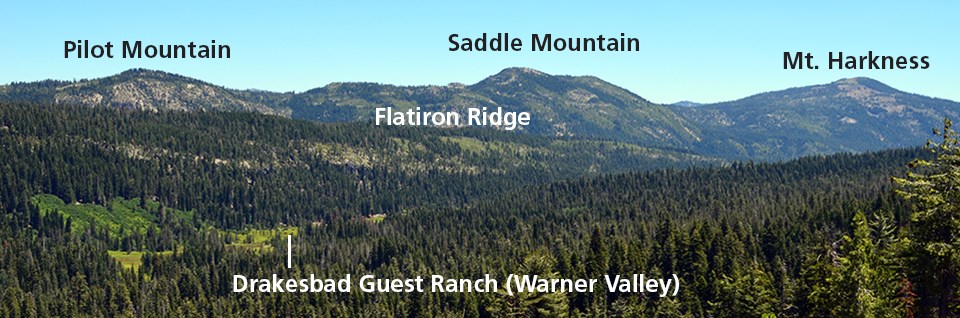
[7,69,957,162]
[680,78,960,160]
[2,99,957,316]
[0,101,715,229]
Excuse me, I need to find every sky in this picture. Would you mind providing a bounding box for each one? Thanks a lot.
[1,1,957,104]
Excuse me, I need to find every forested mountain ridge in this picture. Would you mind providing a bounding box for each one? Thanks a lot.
[8,69,956,161]
[0,69,291,115]
[681,77,960,160]
[0,101,717,228]
[291,67,703,148]
[0,68,701,148]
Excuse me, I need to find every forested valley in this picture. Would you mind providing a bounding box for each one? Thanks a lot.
[1,101,958,317]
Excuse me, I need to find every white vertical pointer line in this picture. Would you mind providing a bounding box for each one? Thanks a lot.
[287,235,292,269]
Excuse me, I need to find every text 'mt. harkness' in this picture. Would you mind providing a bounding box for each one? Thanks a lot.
[783,51,929,70]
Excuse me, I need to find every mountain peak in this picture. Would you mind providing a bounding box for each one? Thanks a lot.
[474,67,552,87]
[834,77,875,84]
[119,68,167,76]
[117,68,182,79]
[684,76,958,159]
[496,67,548,76]
[672,101,703,107]
[49,68,287,115]
[832,77,899,94]
[111,68,210,86]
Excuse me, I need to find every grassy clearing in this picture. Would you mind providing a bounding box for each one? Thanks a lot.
[33,194,296,268]
[32,194,192,236]
[365,214,387,223]
[221,226,299,253]
[108,250,174,271]
[225,242,274,252]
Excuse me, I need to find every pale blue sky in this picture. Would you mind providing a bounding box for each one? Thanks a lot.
[1,1,956,104]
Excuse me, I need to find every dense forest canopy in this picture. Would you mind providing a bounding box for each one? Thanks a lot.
[0,102,716,228]
[0,101,957,317]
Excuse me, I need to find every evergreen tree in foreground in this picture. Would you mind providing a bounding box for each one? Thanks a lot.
[895,118,960,318]
[489,250,569,317]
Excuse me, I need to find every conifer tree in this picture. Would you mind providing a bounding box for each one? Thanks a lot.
[489,250,569,317]
[894,118,960,317]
